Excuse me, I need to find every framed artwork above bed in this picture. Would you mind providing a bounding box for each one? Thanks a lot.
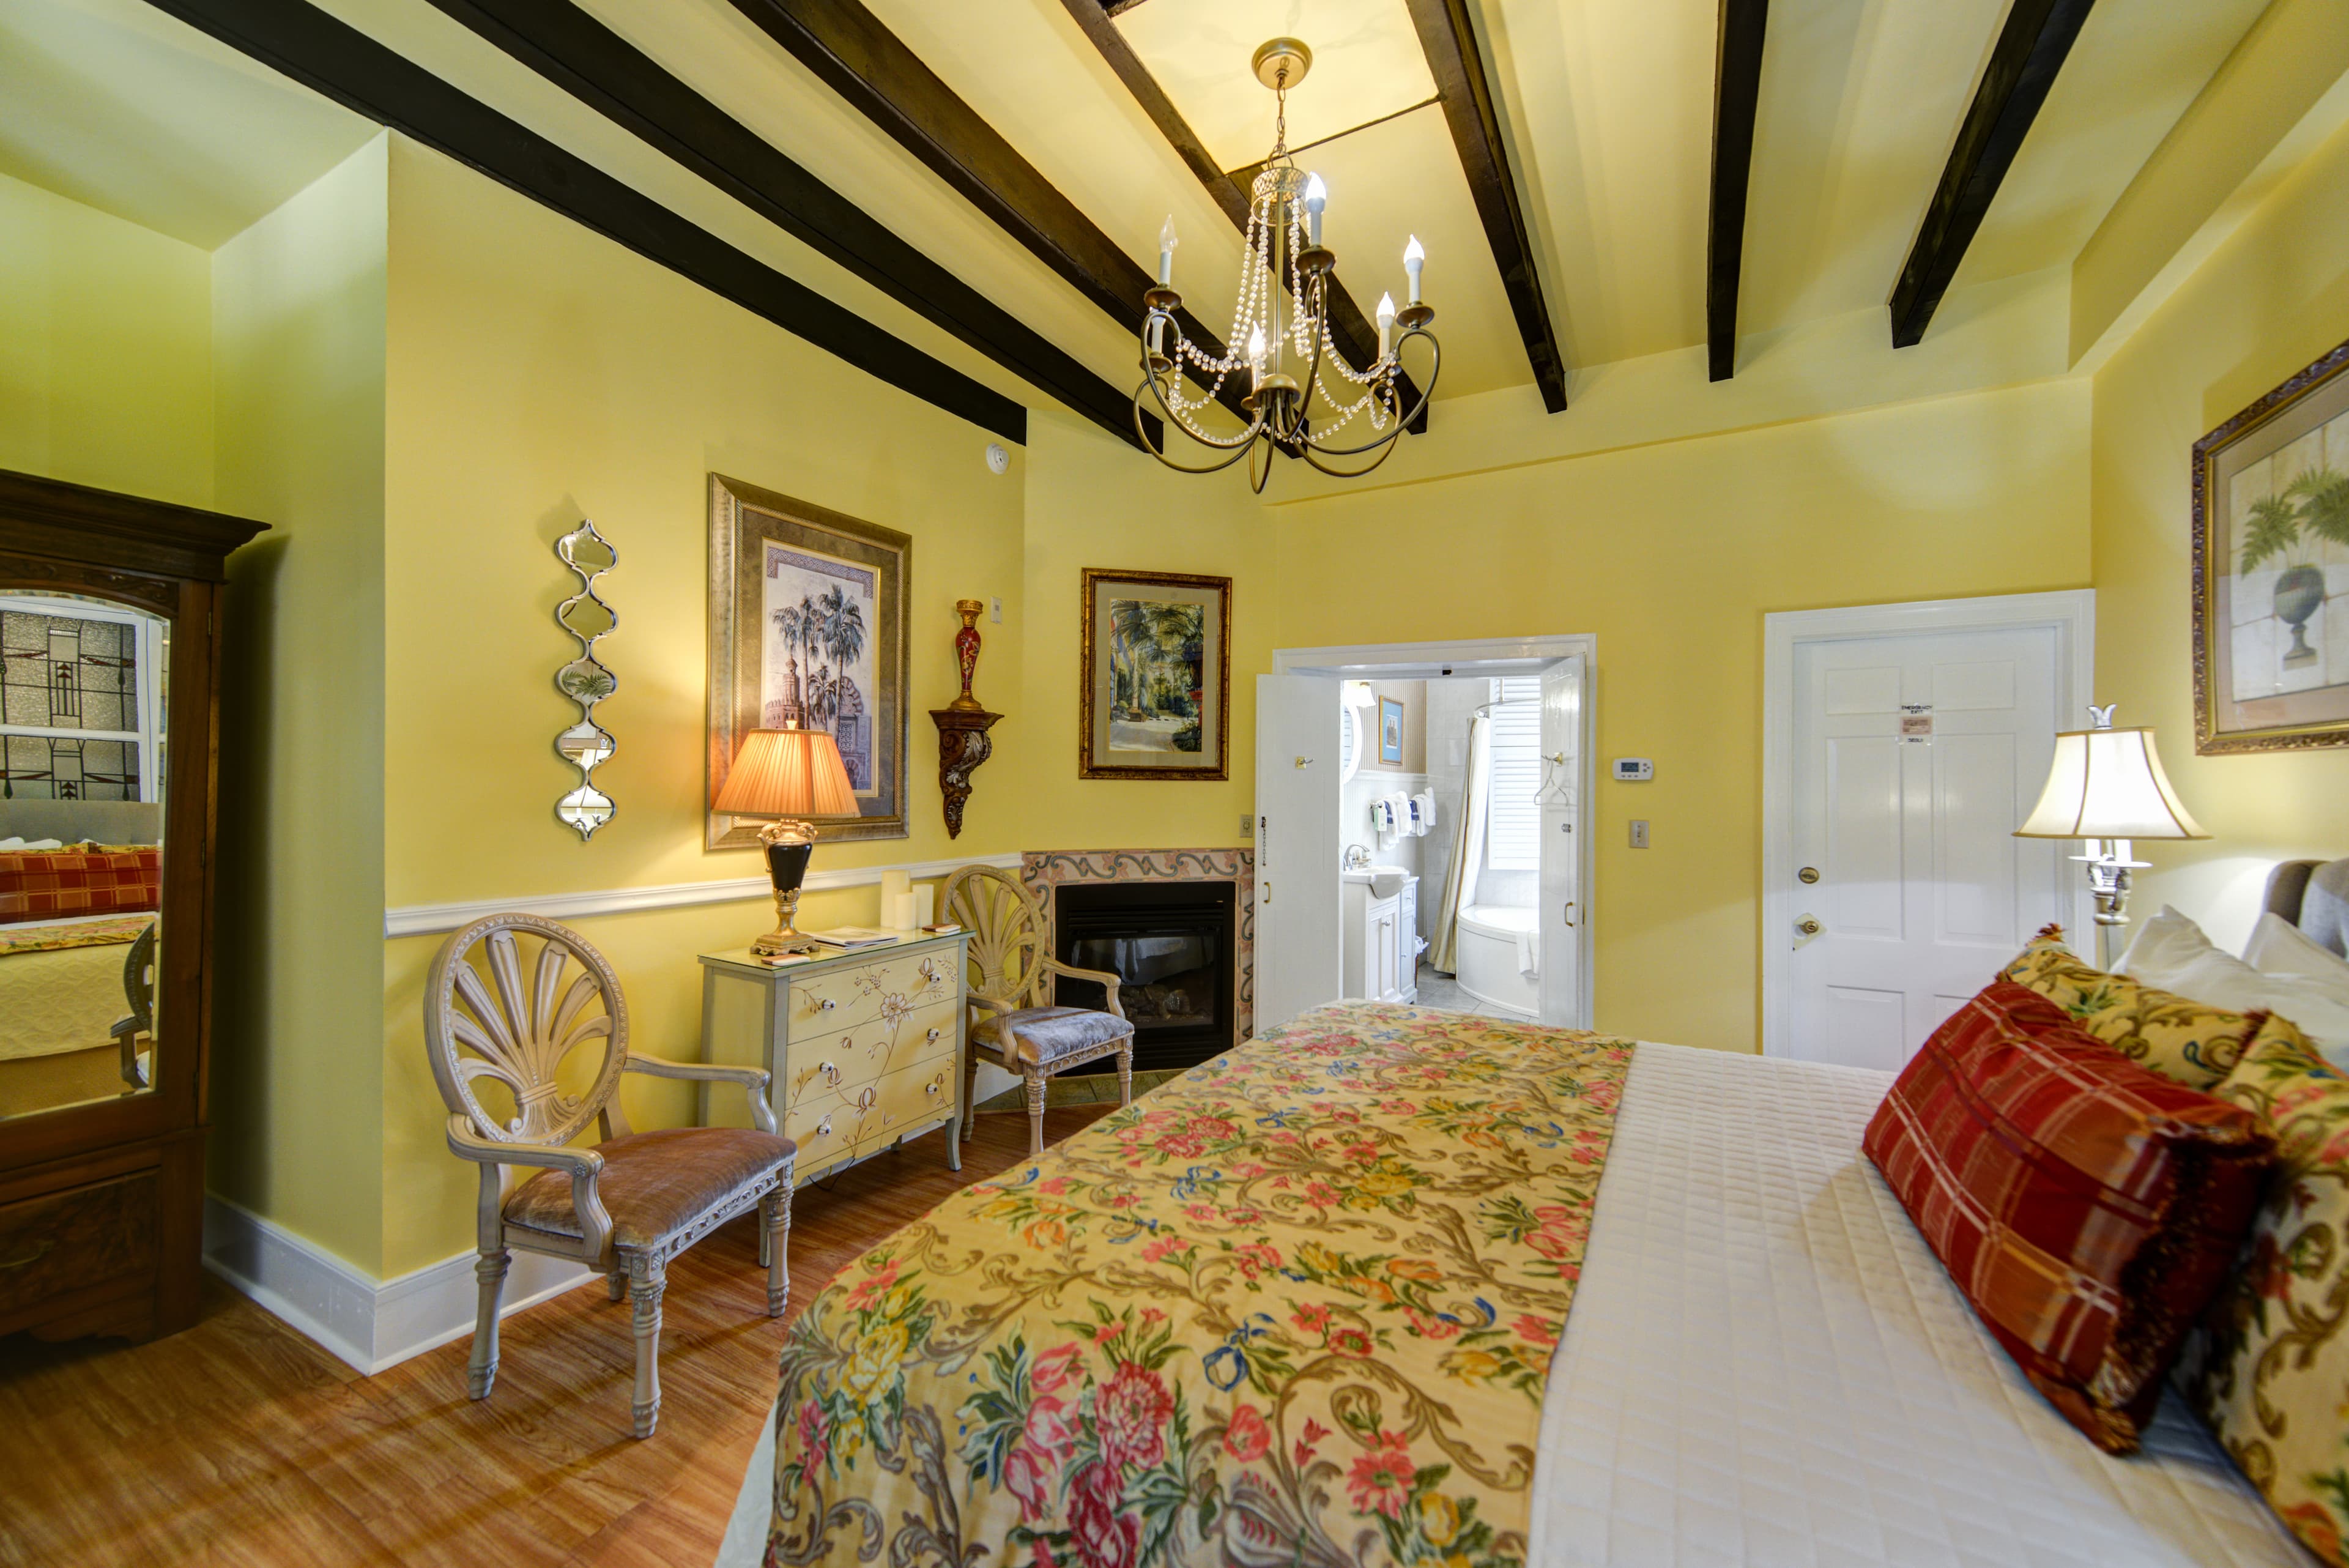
[707,473,910,847]
[2193,336,2349,754]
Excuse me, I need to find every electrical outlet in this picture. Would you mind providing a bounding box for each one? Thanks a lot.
[1629,819,1650,849]
[990,596,1002,624]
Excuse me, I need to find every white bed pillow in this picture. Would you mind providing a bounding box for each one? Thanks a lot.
[2243,910,2349,984]
[2119,905,2349,1063]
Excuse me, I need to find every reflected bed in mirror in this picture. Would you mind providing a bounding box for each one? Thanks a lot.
[0,590,168,1120]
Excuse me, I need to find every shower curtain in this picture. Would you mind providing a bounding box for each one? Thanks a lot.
[1428,713,1491,974]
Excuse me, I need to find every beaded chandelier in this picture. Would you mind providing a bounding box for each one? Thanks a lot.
[1135,39,1439,493]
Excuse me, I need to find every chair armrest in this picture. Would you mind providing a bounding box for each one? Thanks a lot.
[625,1055,778,1134]
[1040,957,1125,1020]
[446,1115,612,1260]
[967,993,1014,1019]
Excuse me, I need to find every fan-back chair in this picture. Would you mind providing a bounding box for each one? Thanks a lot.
[943,865,1135,1156]
[425,913,795,1438]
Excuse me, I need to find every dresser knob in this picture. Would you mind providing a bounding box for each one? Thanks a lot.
[820,1061,840,1085]
[926,1028,941,1042]
[815,1116,833,1138]
[925,1082,939,1096]
[817,997,837,1012]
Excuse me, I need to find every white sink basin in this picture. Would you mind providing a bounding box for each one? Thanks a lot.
[1343,866,1412,899]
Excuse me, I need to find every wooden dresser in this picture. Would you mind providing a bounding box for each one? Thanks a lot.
[697,930,970,1183]
[0,469,264,1345]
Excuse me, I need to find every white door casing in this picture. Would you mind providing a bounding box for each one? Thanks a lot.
[1255,674,1344,1031]
[1538,655,1586,1027]
[1765,593,2093,1066]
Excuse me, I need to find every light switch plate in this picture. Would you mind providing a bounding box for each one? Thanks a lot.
[1630,819,1650,849]
[990,596,1003,623]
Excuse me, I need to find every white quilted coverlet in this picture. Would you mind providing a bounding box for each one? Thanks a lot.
[1528,1041,2312,1568]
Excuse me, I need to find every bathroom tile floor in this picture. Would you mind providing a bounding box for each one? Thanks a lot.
[1411,963,1537,1021]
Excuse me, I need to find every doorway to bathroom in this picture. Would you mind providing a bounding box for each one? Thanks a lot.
[1256,636,1595,1035]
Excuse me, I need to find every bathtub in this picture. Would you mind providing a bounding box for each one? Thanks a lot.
[1455,904,1538,1017]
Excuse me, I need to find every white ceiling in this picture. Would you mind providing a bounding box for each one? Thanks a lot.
[0,0,2284,423]
[0,0,376,250]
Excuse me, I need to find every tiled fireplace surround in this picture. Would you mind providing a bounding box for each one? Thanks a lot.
[1020,849,1255,1046]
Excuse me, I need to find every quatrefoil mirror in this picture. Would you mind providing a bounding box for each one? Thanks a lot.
[554,520,617,839]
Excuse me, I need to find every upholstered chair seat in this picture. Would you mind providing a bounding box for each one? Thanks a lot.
[425,912,795,1438]
[973,1006,1135,1068]
[944,864,1137,1157]
[504,1127,796,1251]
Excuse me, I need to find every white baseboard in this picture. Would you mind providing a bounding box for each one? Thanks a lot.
[202,1194,595,1375]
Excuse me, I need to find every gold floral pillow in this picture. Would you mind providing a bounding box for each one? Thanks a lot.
[2176,1016,2349,1566]
[2000,923,2257,1090]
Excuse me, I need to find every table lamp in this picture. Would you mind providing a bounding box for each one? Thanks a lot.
[2014,704,2207,968]
[713,728,858,956]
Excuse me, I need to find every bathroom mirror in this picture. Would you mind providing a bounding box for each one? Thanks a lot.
[0,590,169,1120]
[555,521,617,839]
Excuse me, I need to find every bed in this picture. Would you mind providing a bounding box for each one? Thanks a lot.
[0,828,160,1118]
[759,870,2349,1567]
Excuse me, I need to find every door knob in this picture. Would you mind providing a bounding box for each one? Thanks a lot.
[1294,756,1312,768]
[1795,916,1822,937]
[1798,866,1820,884]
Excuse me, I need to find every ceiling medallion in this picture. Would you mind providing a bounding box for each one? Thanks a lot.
[1135,37,1438,493]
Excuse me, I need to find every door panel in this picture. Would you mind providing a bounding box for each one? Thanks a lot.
[1538,655,1585,1027]
[1255,675,1343,1031]
[1787,626,2064,1071]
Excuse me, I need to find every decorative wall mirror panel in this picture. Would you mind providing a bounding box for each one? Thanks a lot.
[554,520,617,839]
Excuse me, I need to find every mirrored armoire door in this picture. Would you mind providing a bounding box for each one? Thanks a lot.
[0,469,264,1345]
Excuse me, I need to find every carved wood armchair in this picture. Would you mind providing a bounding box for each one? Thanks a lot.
[943,865,1135,1157]
[425,913,795,1438]
[109,920,154,1090]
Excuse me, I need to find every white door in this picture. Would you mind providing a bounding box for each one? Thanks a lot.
[1786,626,2065,1069]
[1255,675,1343,1030]
[1538,655,1586,1027]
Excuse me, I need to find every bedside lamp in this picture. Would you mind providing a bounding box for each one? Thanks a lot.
[713,728,858,956]
[2015,705,2208,967]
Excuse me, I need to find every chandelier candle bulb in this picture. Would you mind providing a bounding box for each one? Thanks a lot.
[1248,324,1266,389]
[1157,215,1177,286]
[1404,235,1425,305]
[1377,292,1397,359]
[1304,173,1327,247]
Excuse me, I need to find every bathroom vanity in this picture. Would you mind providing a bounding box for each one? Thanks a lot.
[1341,868,1420,1004]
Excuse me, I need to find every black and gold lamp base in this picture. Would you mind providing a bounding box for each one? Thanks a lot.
[751,822,820,956]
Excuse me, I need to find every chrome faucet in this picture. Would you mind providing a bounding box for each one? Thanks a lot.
[1343,844,1373,870]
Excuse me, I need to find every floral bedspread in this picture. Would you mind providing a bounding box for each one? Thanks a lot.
[769,1001,1631,1568]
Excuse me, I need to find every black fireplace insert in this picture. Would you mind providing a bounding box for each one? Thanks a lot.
[1052,880,1235,1073]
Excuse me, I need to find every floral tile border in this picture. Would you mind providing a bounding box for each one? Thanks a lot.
[1020,849,1254,1043]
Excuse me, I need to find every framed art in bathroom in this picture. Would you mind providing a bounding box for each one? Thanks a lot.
[2192,335,2349,754]
[1379,697,1405,764]
[707,472,911,846]
[1078,568,1231,780]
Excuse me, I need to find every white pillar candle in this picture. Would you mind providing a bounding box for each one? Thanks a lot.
[913,885,936,927]
[1403,235,1425,305]
[1157,215,1178,286]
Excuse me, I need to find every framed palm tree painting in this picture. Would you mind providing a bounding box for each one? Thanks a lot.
[708,473,910,845]
[2194,338,2349,753]
[1078,568,1231,779]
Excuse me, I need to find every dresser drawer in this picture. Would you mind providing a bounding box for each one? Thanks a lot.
[784,1087,855,1176]
[782,949,958,1044]
[784,994,959,1094]
[0,1170,157,1316]
[843,1057,959,1154]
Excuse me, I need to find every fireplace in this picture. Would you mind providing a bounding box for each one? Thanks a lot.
[1052,880,1236,1072]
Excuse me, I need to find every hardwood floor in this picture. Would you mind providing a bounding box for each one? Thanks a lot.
[0,1105,1111,1568]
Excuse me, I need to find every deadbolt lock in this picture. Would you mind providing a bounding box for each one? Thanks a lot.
[1798,866,1820,884]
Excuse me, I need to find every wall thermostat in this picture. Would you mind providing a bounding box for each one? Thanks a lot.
[984,442,1010,475]
[1612,757,1654,781]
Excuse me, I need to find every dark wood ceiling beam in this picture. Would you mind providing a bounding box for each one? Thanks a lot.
[419,0,1146,446]
[139,0,1027,443]
[1706,0,1768,382]
[1050,0,1427,432]
[1888,0,2096,348]
[727,0,1250,425]
[1403,0,1568,412]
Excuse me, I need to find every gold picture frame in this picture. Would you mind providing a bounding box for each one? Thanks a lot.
[1078,568,1231,781]
[2193,337,2349,754]
[707,473,910,846]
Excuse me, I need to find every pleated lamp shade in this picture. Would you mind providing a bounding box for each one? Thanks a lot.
[713,729,858,818]
[2015,726,2207,841]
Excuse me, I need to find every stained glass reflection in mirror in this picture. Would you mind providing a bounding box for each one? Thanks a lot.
[1,595,166,802]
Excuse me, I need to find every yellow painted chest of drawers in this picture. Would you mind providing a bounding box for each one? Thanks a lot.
[696,931,970,1185]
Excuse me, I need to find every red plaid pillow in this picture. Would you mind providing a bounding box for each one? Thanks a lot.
[1863,981,2273,1452]
[0,847,162,925]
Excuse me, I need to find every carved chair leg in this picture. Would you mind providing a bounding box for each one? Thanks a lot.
[607,1269,626,1303]
[962,1047,981,1143]
[469,1248,511,1400]
[1025,1071,1048,1157]
[1118,1039,1134,1108]
[628,1254,666,1438]
[763,1187,792,1318]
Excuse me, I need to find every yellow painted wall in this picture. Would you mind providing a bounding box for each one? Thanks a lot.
[210,135,390,1271]
[1271,379,2094,1050]
[2092,113,2349,949]
[0,169,213,505]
